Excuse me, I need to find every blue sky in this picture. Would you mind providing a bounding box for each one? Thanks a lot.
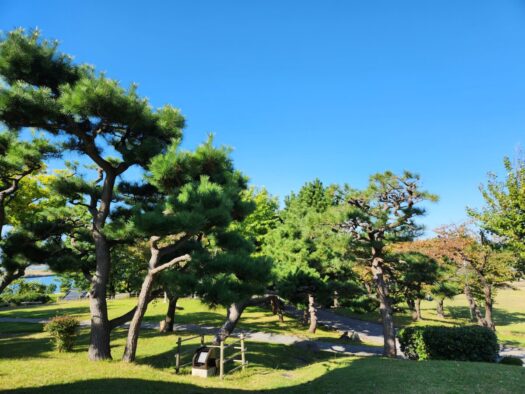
[1,1,525,233]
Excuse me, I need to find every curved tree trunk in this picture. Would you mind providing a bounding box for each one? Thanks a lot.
[308,293,317,333]
[372,258,396,358]
[436,297,445,318]
[464,284,485,326]
[160,294,178,333]
[214,301,247,344]
[122,272,155,362]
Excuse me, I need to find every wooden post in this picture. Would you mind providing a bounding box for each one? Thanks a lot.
[219,340,224,379]
[200,334,205,346]
[175,337,182,374]
[240,333,246,372]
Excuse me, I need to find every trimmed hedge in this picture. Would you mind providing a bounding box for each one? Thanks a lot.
[398,325,499,362]
[0,292,51,305]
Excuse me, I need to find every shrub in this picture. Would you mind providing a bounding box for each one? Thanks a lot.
[499,356,523,366]
[398,325,499,362]
[44,316,80,352]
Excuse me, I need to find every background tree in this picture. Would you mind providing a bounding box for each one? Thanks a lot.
[391,252,439,321]
[468,156,525,271]
[0,29,184,360]
[263,179,346,333]
[0,130,56,293]
[339,171,437,357]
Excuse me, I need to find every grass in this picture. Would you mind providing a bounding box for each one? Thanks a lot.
[1,327,524,393]
[336,282,525,348]
[0,297,343,341]
[1,286,525,392]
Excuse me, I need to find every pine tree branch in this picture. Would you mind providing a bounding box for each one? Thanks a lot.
[151,254,191,275]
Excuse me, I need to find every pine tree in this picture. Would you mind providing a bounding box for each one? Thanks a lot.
[339,171,437,357]
[0,29,184,360]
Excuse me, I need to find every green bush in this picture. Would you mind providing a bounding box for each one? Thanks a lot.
[0,279,52,305]
[499,356,523,366]
[398,325,499,362]
[44,316,80,352]
[0,292,51,305]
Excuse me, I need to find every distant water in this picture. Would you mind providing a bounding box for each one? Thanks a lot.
[25,275,60,293]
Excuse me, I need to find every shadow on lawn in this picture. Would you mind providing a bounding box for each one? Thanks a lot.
[447,306,525,327]
[4,357,525,394]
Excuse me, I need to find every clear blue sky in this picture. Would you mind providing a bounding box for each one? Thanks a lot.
[2,1,525,233]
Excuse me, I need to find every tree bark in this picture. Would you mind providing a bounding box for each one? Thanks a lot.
[213,295,275,344]
[302,309,309,325]
[122,250,190,362]
[122,272,155,362]
[88,229,112,361]
[214,301,247,344]
[436,297,445,318]
[270,295,284,323]
[415,298,422,321]
[372,257,396,358]
[407,298,418,322]
[464,284,485,326]
[0,269,25,296]
[333,290,340,308]
[160,294,178,333]
[482,282,495,331]
[308,293,317,333]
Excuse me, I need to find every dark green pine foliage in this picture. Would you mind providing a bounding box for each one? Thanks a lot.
[0,29,184,360]
[121,137,271,361]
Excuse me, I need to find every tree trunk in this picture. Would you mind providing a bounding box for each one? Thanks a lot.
[302,309,309,325]
[372,258,396,358]
[214,302,247,344]
[415,298,422,321]
[88,230,112,361]
[436,298,445,318]
[482,282,495,331]
[88,171,117,361]
[333,290,340,308]
[406,298,418,322]
[464,284,485,326]
[308,293,317,333]
[122,272,155,362]
[0,269,25,296]
[270,295,284,323]
[161,294,178,333]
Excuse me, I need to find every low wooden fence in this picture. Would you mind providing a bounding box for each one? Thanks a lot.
[174,333,248,379]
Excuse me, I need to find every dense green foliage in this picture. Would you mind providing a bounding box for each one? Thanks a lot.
[398,325,499,362]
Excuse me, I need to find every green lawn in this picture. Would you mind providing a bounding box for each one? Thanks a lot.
[336,282,525,348]
[0,297,343,341]
[1,327,524,393]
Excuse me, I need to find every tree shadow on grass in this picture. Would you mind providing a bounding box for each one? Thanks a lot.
[0,331,53,359]
[4,357,525,394]
[447,306,525,327]
[136,337,333,373]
